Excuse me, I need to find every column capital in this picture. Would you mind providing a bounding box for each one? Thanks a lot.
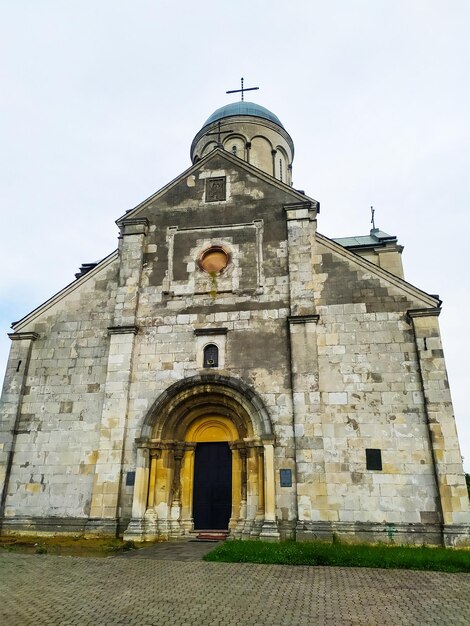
[117,217,150,237]
[283,201,317,221]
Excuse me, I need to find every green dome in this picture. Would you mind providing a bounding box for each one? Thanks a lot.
[202,102,285,129]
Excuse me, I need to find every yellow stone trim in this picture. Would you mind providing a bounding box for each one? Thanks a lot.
[184,415,238,442]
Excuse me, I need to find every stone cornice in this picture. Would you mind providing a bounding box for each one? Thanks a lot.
[8,332,39,341]
[194,327,228,336]
[407,308,441,320]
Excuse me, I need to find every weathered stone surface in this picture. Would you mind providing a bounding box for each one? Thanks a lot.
[1,117,468,546]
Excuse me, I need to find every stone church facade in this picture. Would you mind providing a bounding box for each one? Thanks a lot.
[1,101,469,546]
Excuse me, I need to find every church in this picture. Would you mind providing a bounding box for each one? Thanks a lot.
[1,96,469,546]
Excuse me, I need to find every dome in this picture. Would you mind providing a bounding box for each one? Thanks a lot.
[202,102,285,130]
[191,100,294,184]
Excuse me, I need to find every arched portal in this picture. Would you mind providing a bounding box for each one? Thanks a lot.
[124,375,279,541]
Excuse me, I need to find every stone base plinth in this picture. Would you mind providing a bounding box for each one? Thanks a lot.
[259,520,280,541]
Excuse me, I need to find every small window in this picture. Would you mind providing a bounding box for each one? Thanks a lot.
[203,344,219,368]
[366,448,382,471]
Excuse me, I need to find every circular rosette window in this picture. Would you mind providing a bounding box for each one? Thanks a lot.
[198,246,230,275]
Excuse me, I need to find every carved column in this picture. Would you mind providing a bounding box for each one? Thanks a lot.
[260,441,280,540]
[229,444,241,533]
[180,443,196,532]
[236,446,248,535]
[169,445,184,537]
[143,448,160,538]
[251,446,265,537]
[123,446,150,541]
[243,444,258,538]
[147,449,159,509]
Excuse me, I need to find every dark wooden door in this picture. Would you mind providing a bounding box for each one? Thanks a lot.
[193,442,232,530]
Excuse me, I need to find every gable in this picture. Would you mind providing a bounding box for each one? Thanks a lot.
[117,149,318,227]
[122,151,317,292]
[314,233,439,311]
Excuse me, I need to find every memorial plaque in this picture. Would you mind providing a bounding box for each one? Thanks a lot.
[280,469,292,487]
[126,471,136,486]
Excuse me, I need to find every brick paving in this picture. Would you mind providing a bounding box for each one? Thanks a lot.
[1,547,469,625]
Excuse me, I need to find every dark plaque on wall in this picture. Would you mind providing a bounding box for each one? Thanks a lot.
[126,471,136,486]
[280,469,292,487]
[206,177,226,202]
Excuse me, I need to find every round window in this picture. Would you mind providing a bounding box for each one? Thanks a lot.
[199,247,229,274]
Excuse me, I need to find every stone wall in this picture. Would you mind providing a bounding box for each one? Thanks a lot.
[0,257,118,531]
[1,150,468,544]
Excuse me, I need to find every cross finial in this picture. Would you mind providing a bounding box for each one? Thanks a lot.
[370,206,376,230]
[205,120,233,146]
[226,77,259,101]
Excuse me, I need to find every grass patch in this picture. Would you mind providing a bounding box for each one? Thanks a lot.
[0,535,139,558]
[204,540,470,573]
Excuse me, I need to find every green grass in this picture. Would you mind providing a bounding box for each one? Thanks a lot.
[203,540,470,573]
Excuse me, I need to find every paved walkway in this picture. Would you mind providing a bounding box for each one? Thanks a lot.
[117,538,222,561]
[1,548,469,625]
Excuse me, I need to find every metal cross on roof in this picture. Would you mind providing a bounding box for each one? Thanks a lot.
[370,206,376,230]
[226,77,259,101]
[205,121,233,146]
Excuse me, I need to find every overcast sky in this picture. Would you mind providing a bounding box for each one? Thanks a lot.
[1,1,469,471]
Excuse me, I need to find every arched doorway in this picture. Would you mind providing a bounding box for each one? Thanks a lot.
[186,417,237,530]
[124,375,279,541]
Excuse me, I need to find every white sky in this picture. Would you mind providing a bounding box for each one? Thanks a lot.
[1,1,469,471]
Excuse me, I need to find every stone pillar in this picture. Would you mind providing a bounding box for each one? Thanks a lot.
[250,446,265,538]
[147,450,159,510]
[229,445,241,534]
[260,441,280,540]
[244,445,259,537]
[236,446,248,535]
[284,200,328,539]
[271,149,277,177]
[142,448,160,539]
[0,332,38,525]
[245,141,251,164]
[284,201,318,317]
[180,444,196,532]
[123,446,150,541]
[88,218,149,535]
[288,315,329,535]
[409,309,470,547]
[154,447,172,538]
[169,445,184,537]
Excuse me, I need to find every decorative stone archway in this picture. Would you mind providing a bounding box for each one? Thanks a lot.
[124,374,279,541]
